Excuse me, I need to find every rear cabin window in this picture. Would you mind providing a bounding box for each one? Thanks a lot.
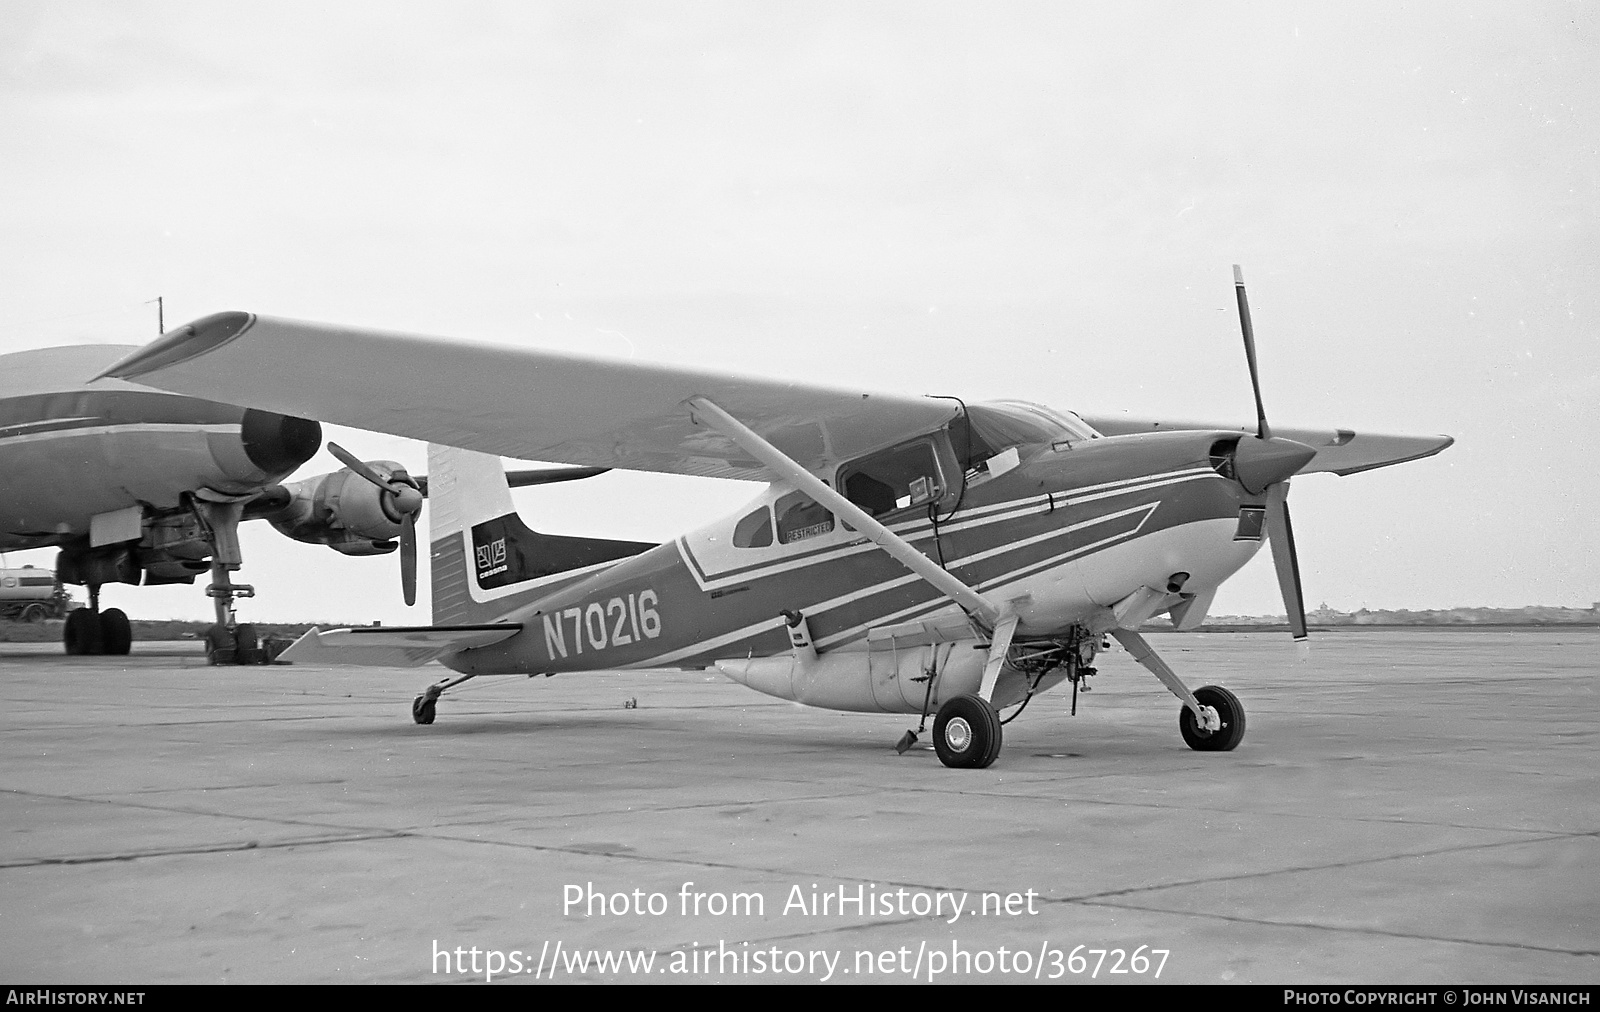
[838,439,945,517]
[774,491,834,544]
[733,506,774,548]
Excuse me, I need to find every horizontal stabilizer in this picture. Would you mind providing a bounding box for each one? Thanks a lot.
[1079,416,1453,476]
[279,623,521,667]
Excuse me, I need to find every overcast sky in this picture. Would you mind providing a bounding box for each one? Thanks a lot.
[1,2,1595,624]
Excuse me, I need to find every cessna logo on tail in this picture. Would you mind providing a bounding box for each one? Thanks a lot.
[475,537,508,578]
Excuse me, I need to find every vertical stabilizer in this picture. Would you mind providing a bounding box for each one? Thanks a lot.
[427,444,655,625]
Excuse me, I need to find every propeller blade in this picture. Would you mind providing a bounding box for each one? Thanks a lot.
[1264,482,1307,640]
[1233,264,1272,441]
[327,441,402,493]
[400,512,418,607]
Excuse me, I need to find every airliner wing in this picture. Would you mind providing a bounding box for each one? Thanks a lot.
[1078,415,1454,476]
[98,312,959,481]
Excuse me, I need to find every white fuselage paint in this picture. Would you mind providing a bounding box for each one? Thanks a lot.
[0,424,243,547]
[715,516,1263,712]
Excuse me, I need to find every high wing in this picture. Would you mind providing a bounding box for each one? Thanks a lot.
[98,313,961,481]
[1078,415,1453,476]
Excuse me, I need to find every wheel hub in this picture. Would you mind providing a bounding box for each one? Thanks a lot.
[944,716,973,753]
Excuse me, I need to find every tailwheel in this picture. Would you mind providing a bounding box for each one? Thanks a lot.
[1179,685,1246,751]
[412,694,437,725]
[933,694,1003,769]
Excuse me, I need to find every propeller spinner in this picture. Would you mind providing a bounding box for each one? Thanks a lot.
[1231,266,1316,641]
[327,441,425,606]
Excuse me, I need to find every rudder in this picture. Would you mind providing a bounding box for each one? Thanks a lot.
[427,444,654,624]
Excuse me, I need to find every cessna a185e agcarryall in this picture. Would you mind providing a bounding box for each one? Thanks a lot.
[101,269,1452,766]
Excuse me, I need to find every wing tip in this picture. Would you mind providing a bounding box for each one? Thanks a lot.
[1329,433,1455,476]
[93,311,257,381]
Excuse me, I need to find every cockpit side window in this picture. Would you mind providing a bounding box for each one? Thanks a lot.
[837,439,946,518]
[732,506,774,548]
[774,491,834,544]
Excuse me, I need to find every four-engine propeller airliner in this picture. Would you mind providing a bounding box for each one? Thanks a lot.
[0,343,602,660]
[98,268,1452,765]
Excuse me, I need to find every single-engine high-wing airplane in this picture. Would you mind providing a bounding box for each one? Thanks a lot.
[0,343,605,660]
[98,268,1452,766]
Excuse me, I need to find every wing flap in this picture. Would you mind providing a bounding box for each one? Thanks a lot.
[1079,415,1453,476]
[99,312,959,480]
[279,623,522,667]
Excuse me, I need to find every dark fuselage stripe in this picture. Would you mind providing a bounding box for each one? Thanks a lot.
[0,390,245,434]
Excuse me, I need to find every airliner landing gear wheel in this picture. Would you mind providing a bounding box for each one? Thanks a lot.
[933,694,1003,769]
[233,624,260,665]
[98,608,132,656]
[412,695,436,725]
[204,624,236,666]
[64,609,102,655]
[1179,685,1246,751]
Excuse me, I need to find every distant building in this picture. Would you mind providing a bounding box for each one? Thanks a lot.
[1308,602,1343,623]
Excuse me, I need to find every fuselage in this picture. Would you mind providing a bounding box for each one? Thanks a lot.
[0,345,320,552]
[436,414,1268,683]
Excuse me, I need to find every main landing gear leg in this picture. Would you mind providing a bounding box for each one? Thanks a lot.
[1109,629,1246,751]
[413,672,478,725]
[931,614,1018,769]
[193,498,259,666]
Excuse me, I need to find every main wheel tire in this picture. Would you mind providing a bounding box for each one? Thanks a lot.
[204,624,236,666]
[64,609,103,655]
[1179,685,1246,751]
[98,608,132,656]
[233,624,261,665]
[19,603,49,624]
[932,694,1003,768]
[63,609,84,654]
[412,695,437,725]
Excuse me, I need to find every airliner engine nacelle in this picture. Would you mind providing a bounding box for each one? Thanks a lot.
[209,409,325,490]
[257,461,423,557]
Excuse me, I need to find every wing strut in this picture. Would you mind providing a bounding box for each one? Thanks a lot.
[978,614,1020,702]
[686,396,1002,628]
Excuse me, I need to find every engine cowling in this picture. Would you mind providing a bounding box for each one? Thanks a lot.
[204,408,324,490]
[255,460,420,557]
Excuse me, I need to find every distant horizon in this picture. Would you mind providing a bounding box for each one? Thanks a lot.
[6,600,1596,629]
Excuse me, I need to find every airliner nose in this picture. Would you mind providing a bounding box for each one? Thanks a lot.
[1232,435,1317,493]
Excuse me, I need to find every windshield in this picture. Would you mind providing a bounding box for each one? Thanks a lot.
[949,400,1101,470]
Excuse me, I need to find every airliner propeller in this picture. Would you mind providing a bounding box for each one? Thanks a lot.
[1230,266,1316,640]
[327,441,425,606]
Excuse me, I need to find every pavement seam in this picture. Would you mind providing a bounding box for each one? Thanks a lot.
[862,783,1589,838]
[0,787,398,843]
[1073,897,1600,958]
[0,831,414,868]
[1060,829,1600,904]
[3,784,878,828]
